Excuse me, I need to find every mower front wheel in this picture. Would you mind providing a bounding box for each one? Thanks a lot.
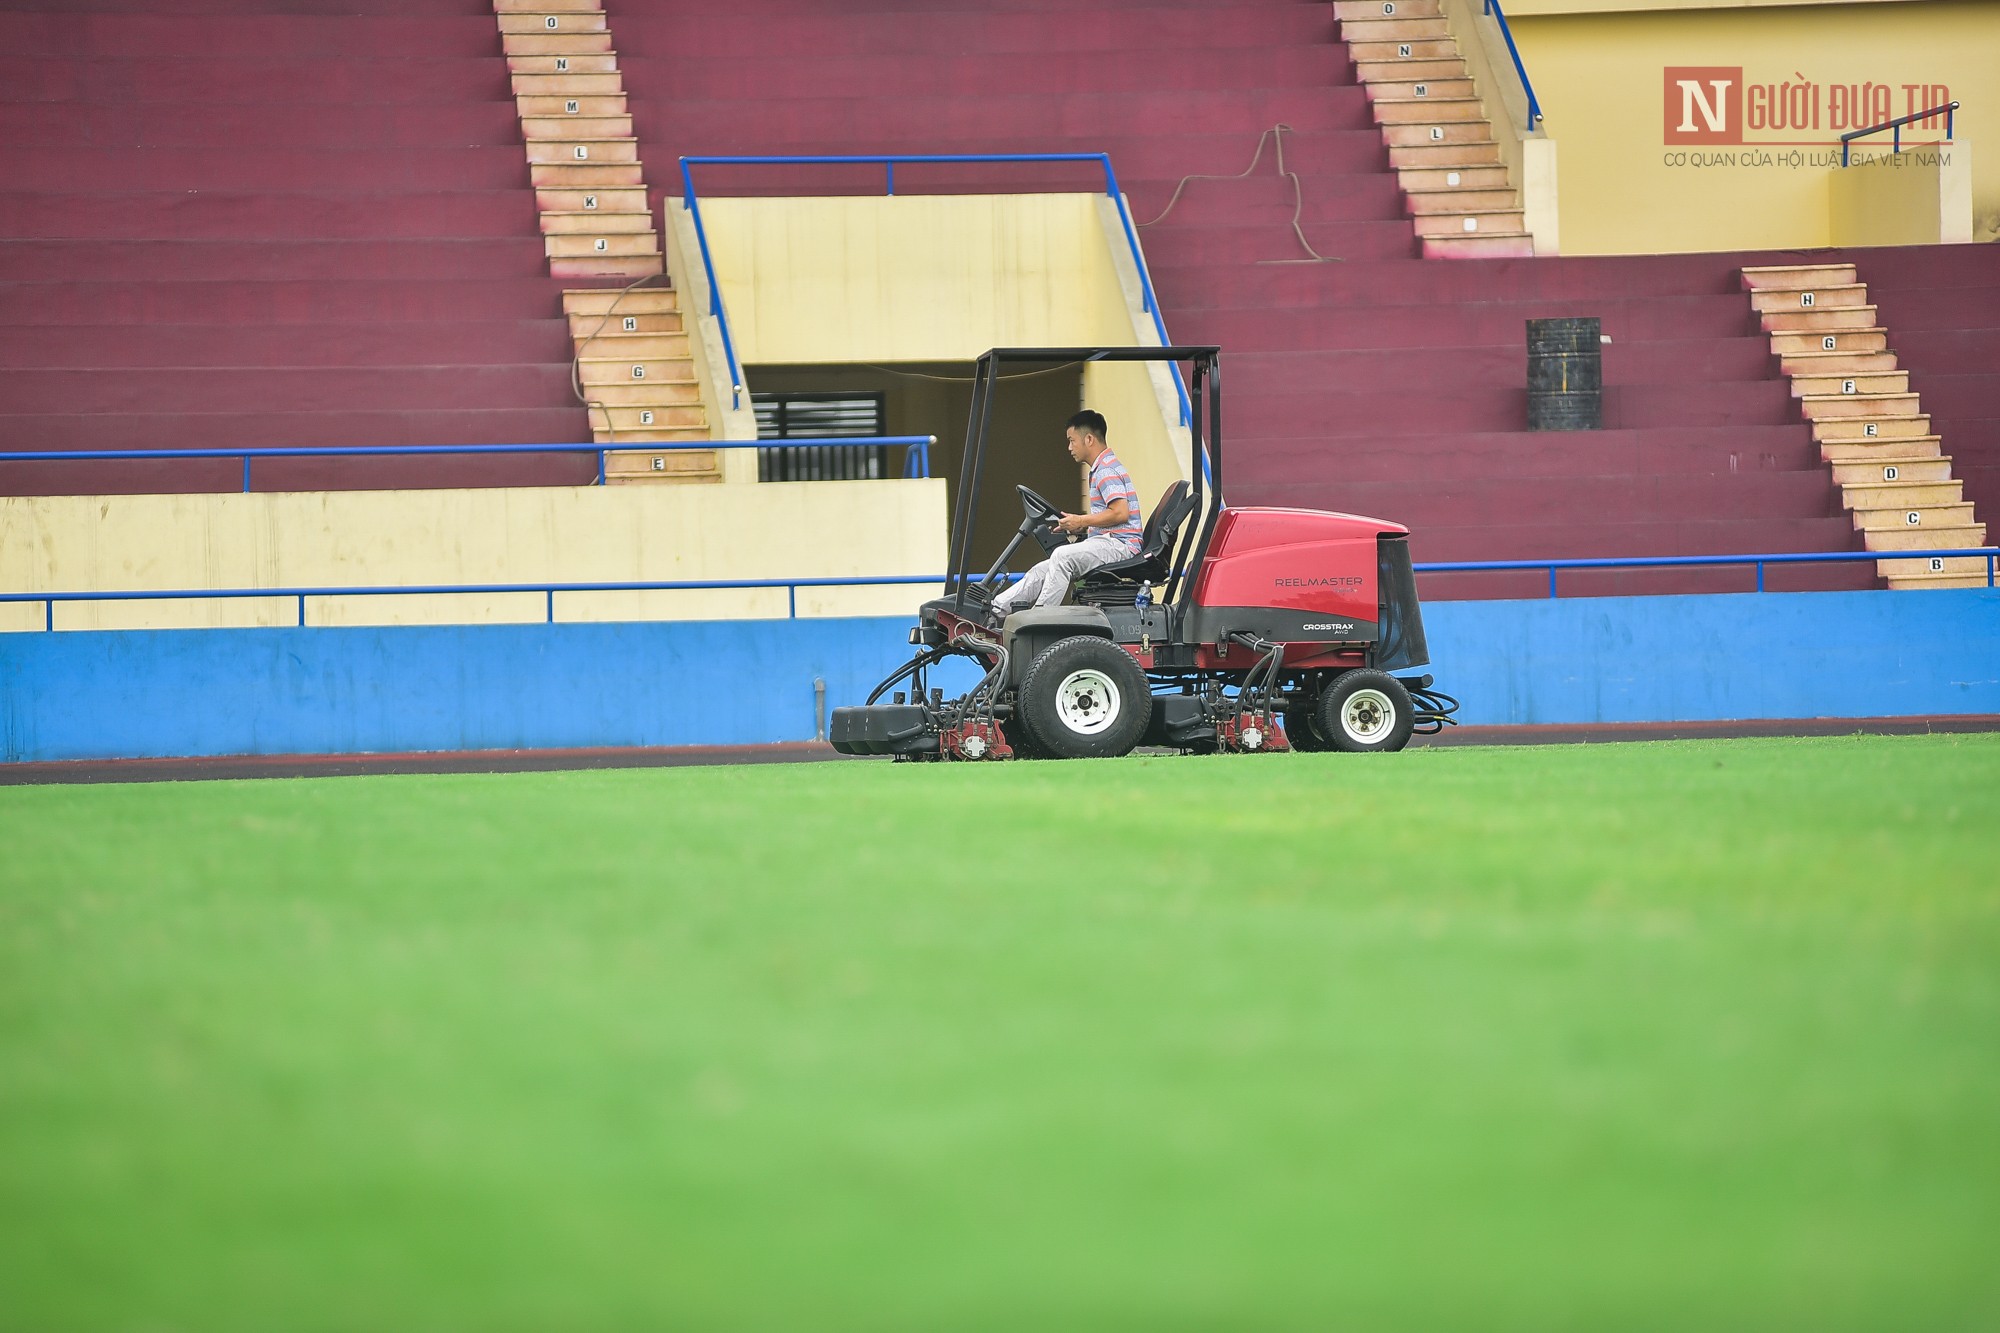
[1284,703,1333,751]
[1316,669,1416,753]
[1017,635,1151,759]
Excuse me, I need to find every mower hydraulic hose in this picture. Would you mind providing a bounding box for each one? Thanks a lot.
[1407,684,1461,735]
[1228,632,1285,722]
[865,645,951,706]
[952,633,1009,727]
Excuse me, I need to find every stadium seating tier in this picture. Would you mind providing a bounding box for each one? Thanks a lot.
[3,0,1992,597]
[0,0,594,489]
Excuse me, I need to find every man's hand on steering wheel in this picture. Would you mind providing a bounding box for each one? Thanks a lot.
[1052,512,1092,536]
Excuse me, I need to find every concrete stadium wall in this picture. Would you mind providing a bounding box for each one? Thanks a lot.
[1506,0,1997,252]
[2,589,1995,763]
[0,480,948,631]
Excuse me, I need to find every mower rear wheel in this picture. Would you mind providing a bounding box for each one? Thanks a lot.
[1018,635,1151,759]
[1316,669,1415,753]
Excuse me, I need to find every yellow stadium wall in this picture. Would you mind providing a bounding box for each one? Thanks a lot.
[695,193,1189,519]
[0,482,946,632]
[1504,0,1996,253]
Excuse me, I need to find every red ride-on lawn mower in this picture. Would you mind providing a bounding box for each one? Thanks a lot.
[831,346,1456,760]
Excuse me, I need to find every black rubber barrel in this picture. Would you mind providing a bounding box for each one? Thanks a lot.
[1526,316,1602,430]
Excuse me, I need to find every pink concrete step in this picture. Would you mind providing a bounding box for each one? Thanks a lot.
[18,0,494,11]
[614,7,1338,59]
[1855,285,2000,333]
[1396,516,1869,565]
[0,100,522,149]
[1844,242,2000,292]
[1891,329,2000,374]
[1137,220,1417,265]
[0,365,578,414]
[0,446,600,498]
[0,190,541,240]
[1150,252,1770,311]
[1411,560,1874,601]
[0,147,531,192]
[1222,337,1777,393]
[1901,375,2000,423]
[1228,379,1797,436]
[0,13,503,58]
[627,47,1354,105]
[645,83,1370,140]
[0,278,570,325]
[1241,426,1821,481]
[1241,469,1846,527]
[0,55,510,104]
[0,238,552,282]
[1176,295,1760,348]
[684,0,1324,10]
[0,405,589,455]
[0,321,575,369]
[1127,172,1406,227]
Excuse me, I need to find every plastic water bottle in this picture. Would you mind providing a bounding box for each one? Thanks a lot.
[1136,583,1151,609]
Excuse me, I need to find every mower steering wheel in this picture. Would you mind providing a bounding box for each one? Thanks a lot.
[1017,484,1071,553]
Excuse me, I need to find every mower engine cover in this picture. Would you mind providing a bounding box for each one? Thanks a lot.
[1185,508,1406,645]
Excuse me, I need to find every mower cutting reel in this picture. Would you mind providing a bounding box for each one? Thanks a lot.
[829,346,1457,761]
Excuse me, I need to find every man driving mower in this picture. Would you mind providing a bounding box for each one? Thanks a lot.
[984,409,1140,626]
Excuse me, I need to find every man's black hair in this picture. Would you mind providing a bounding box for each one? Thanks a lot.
[1066,409,1108,442]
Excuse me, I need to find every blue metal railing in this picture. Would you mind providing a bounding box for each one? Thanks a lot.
[1482,0,1544,131]
[9,550,1992,634]
[677,153,1192,426]
[1841,100,1959,167]
[1417,547,1999,598]
[1,575,955,632]
[0,436,935,491]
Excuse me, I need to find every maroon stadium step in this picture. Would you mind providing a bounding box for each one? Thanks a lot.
[0,321,575,369]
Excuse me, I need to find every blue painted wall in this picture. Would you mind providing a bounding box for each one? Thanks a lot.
[2,590,1994,762]
[1425,588,2000,725]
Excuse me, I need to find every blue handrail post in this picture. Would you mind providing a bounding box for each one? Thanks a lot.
[296,594,305,627]
[1483,0,1544,131]
[1098,153,1191,427]
[1756,560,1766,592]
[885,162,894,196]
[596,450,606,486]
[675,162,745,411]
[788,584,798,618]
[547,589,556,623]
[44,600,52,633]
[1547,564,1557,599]
[242,455,252,493]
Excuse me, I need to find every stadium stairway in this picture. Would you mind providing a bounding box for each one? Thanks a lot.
[1745,261,1988,589]
[0,0,594,494]
[1334,0,1532,258]
[493,0,719,480]
[593,0,2000,598]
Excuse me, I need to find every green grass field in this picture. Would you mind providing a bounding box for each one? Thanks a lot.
[2,735,1997,1331]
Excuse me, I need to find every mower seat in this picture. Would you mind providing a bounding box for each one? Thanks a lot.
[1074,480,1195,607]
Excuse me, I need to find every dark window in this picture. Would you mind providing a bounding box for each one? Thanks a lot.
[752,392,888,482]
